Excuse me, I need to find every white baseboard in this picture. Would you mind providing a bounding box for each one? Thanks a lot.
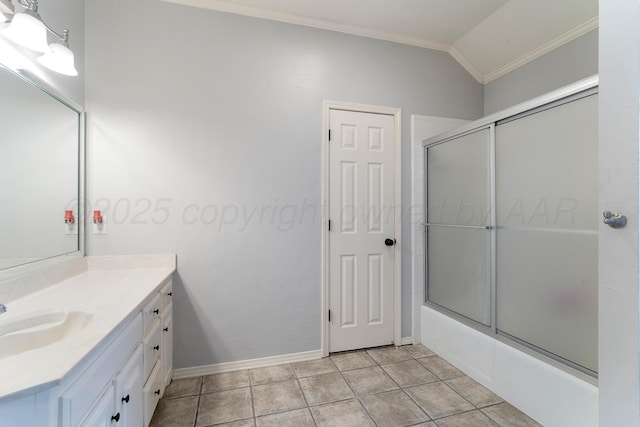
[172,349,323,379]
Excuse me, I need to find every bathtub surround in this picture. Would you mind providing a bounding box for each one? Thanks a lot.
[421,306,597,427]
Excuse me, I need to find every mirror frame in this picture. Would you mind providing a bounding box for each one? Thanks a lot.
[0,65,85,281]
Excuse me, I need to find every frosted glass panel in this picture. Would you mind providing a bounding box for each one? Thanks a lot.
[427,129,490,226]
[428,227,491,325]
[497,230,597,371]
[495,94,598,372]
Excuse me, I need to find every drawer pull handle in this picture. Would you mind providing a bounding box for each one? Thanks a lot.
[163,327,169,332]
[122,394,130,404]
[155,389,161,396]
[154,345,160,351]
[167,292,172,296]
[111,412,120,423]
[153,309,159,315]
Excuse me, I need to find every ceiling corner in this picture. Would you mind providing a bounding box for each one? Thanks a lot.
[448,46,485,84]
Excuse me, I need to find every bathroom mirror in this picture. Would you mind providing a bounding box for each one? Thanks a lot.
[0,64,83,272]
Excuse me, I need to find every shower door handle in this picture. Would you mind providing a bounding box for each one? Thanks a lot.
[603,210,627,228]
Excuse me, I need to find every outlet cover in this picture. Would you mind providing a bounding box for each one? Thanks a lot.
[92,216,107,234]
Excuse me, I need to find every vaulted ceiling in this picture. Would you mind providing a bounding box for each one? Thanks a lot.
[161,0,598,84]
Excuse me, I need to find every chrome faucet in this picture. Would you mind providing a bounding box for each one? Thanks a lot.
[0,304,6,314]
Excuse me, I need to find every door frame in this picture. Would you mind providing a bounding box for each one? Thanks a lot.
[321,100,402,357]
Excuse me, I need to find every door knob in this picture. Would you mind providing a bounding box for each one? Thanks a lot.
[603,211,627,228]
[384,238,396,246]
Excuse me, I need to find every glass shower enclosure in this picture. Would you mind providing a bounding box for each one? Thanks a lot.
[423,78,598,376]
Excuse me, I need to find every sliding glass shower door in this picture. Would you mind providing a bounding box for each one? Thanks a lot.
[424,84,598,375]
[426,128,492,326]
[495,94,598,373]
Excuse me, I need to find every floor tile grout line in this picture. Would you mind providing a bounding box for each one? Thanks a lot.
[438,376,481,410]
[292,369,318,427]
[248,370,257,424]
[400,381,436,422]
[192,376,204,427]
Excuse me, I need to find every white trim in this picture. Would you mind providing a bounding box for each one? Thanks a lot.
[321,100,402,357]
[78,111,86,257]
[400,336,414,346]
[447,46,484,83]
[482,17,599,84]
[172,349,323,379]
[160,0,450,52]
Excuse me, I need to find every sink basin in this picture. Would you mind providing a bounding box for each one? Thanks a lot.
[0,309,93,359]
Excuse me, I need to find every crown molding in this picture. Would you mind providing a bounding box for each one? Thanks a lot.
[161,0,450,52]
[448,45,484,83]
[160,0,598,86]
[482,16,599,84]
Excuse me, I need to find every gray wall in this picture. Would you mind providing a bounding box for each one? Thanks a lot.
[484,29,598,115]
[84,0,483,368]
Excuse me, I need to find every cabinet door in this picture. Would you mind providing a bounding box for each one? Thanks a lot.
[161,304,173,390]
[80,385,116,427]
[143,319,162,380]
[143,363,163,427]
[115,346,144,427]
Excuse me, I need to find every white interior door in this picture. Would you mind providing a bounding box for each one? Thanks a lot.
[328,109,396,353]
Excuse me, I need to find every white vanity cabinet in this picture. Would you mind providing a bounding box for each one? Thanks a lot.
[59,313,144,427]
[160,280,174,389]
[79,385,116,427]
[114,346,144,427]
[80,345,143,427]
[68,277,173,427]
[0,271,175,427]
[139,277,173,426]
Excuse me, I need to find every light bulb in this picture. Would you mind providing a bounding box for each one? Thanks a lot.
[37,42,77,76]
[1,12,49,53]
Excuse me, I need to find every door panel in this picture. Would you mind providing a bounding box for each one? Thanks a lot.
[495,94,598,373]
[329,109,395,352]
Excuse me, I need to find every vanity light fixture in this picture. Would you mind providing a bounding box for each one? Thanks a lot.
[1,0,77,76]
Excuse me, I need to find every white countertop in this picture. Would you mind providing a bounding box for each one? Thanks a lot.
[0,255,176,403]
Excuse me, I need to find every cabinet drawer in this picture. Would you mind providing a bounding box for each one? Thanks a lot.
[143,319,161,380]
[160,279,173,311]
[142,293,161,332]
[143,363,163,427]
[60,313,143,427]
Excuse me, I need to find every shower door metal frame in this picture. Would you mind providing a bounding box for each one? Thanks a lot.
[423,124,496,335]
[421,75,599,382]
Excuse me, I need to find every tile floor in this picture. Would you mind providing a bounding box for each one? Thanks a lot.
[150,344,541,427]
